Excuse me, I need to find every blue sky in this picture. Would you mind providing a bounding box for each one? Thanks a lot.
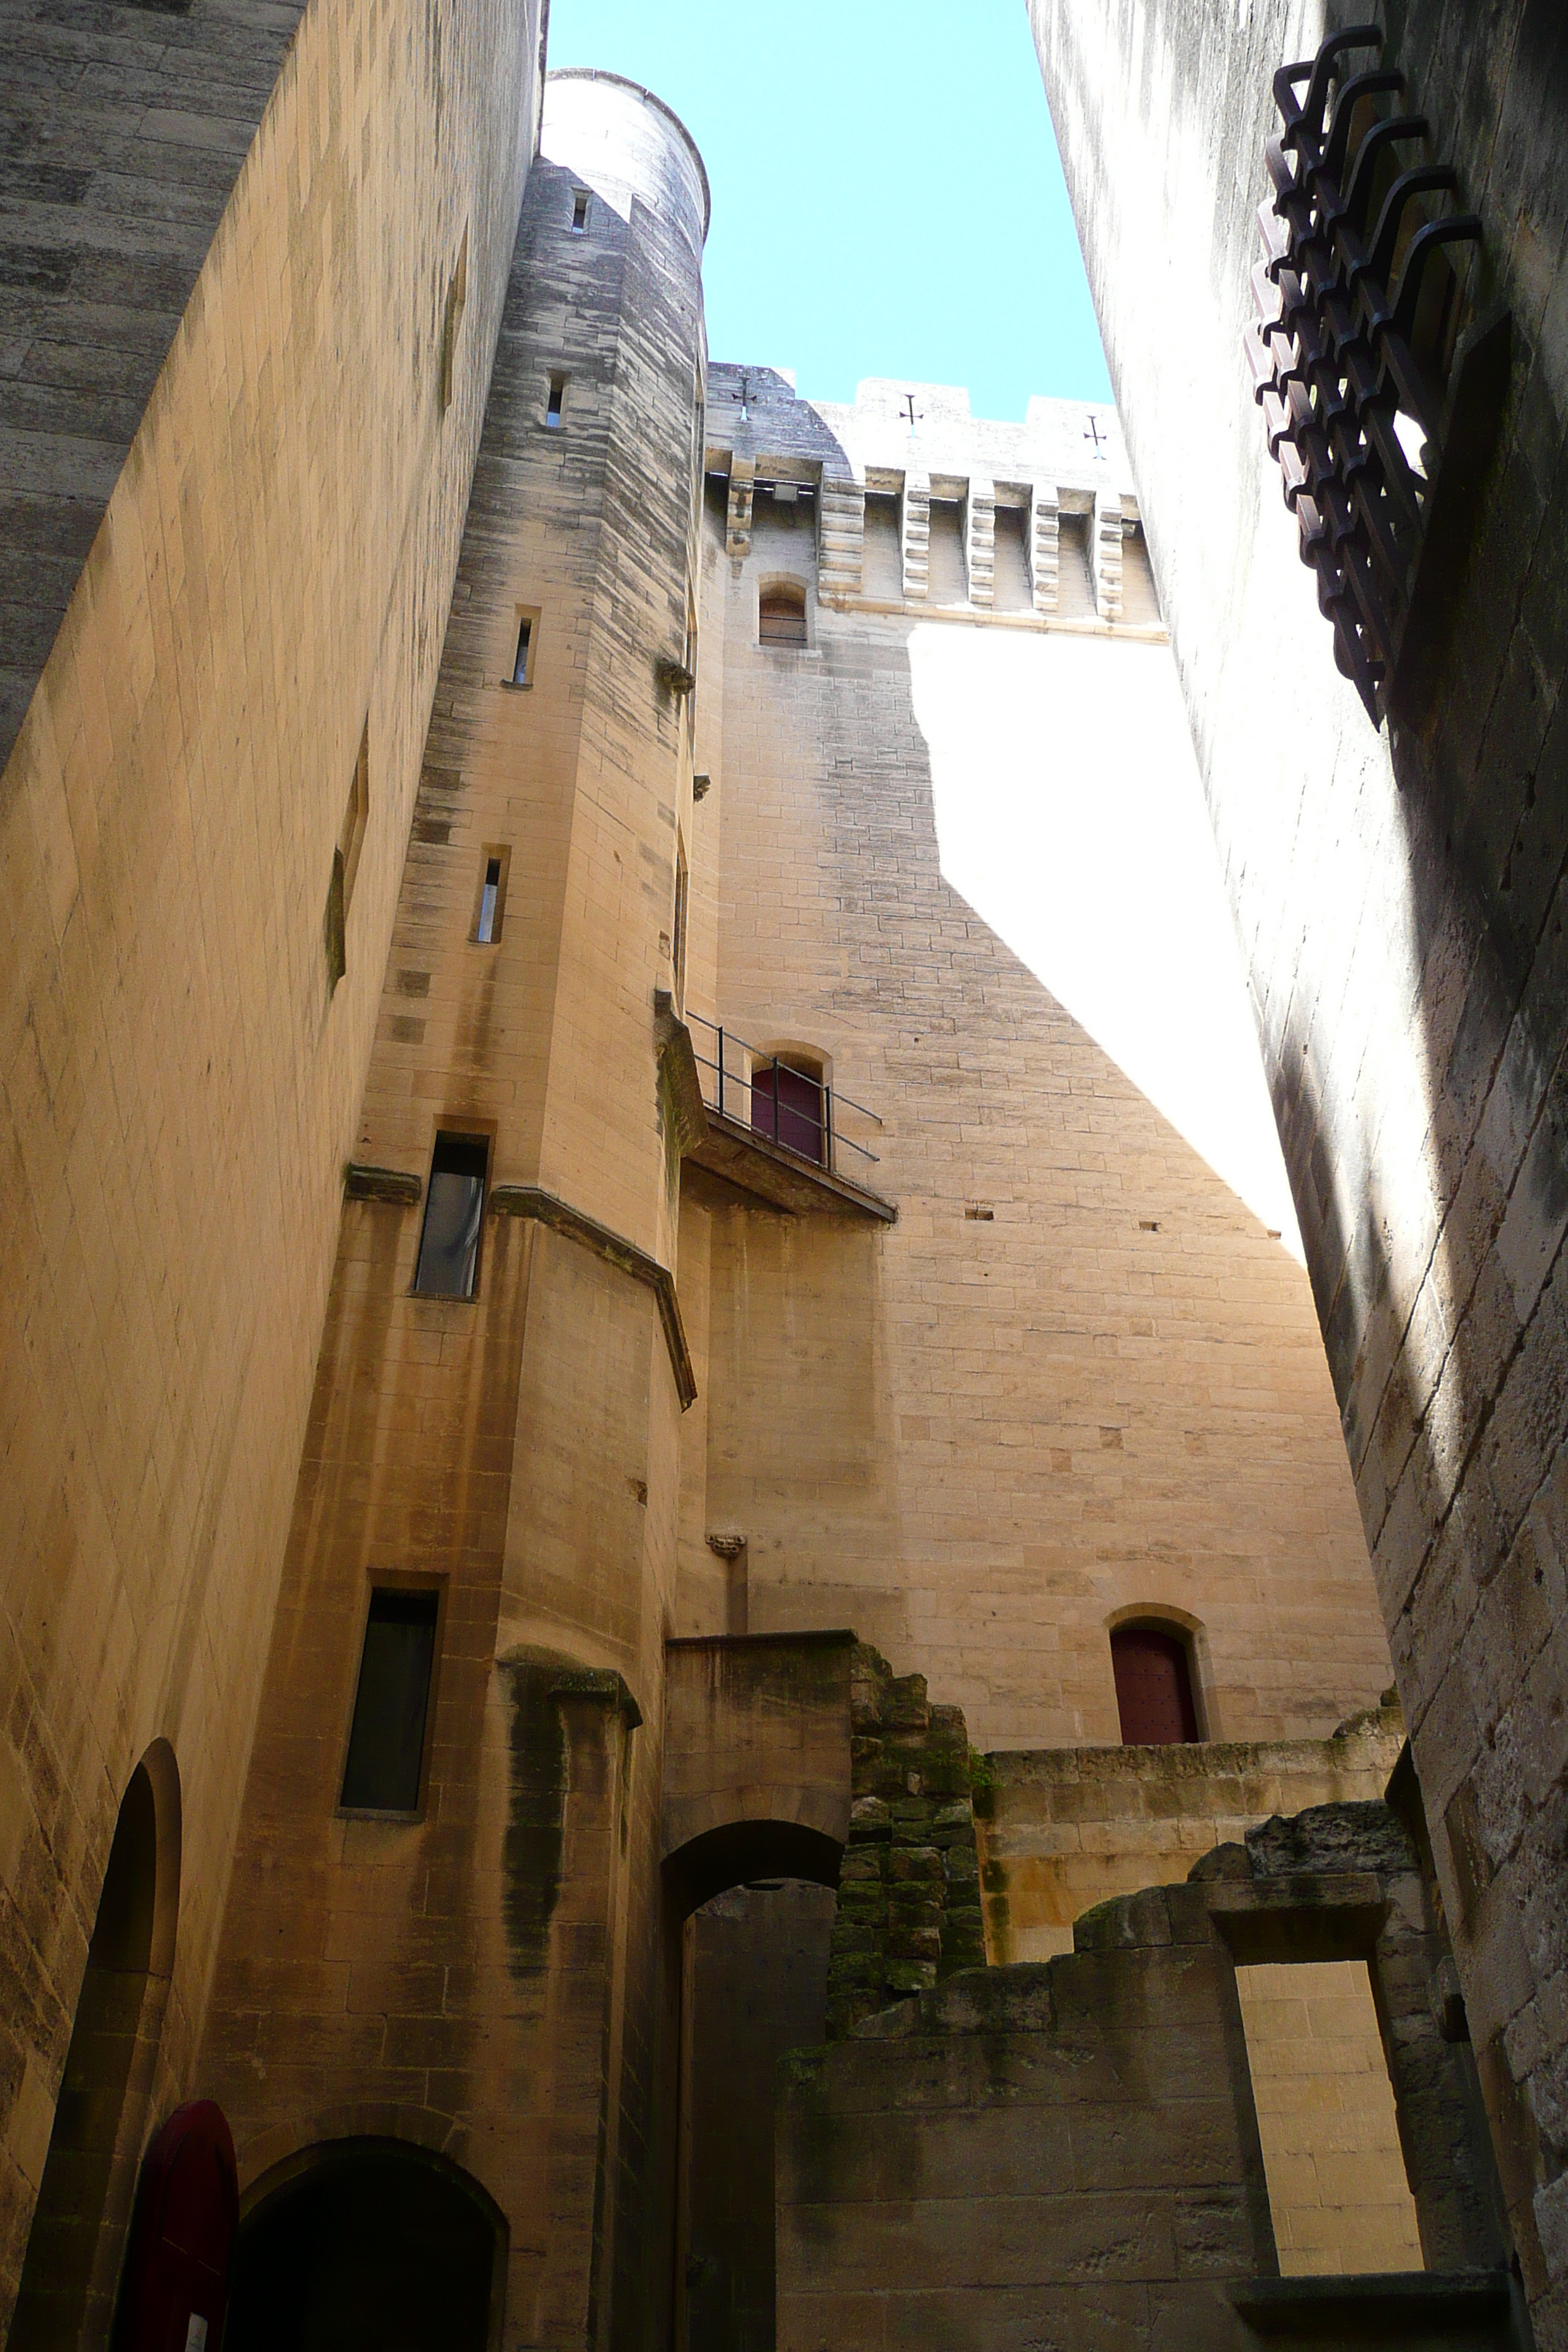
[543,0,1112,421]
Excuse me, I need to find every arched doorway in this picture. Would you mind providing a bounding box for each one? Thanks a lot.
[10,1742,181,2352]
[226,2139,506,2352]
[665,1822,843,2352]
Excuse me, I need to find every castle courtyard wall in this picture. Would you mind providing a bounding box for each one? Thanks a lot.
[1026,0,1568,2326]
[678,380,1396,1754]
[197,75,712,2347]
[0,0,542,2323]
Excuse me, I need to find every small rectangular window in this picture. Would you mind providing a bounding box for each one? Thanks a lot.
[570,191,589,233]
[414,1131,489,1297]
[511,617,532,687]
[479,859,501,942]
[546,373,565,429]
[341,1588,440,1814]
[475,848,510,945]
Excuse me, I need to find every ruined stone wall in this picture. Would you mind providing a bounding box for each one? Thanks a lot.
[778,1893,1277,2351]
[1025,0,1568,2328]
[0,0,541,2323]
[827,1648,985,2038]
[780,1803,1514,2350]
[196,72,707,2351]
[976,1699,1406,1961]
[674,376,1392,1755]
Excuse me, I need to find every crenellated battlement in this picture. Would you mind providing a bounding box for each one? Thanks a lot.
[704,366,1163,631]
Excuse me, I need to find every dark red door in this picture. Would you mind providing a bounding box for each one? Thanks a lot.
[1111,1627,1199,1744]
[116,2101,238,2352]
[751,1061,824,1163]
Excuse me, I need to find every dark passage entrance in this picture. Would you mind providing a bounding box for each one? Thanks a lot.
[679,1880,837,2352]
[12,1751,177,2352]
[227,2139,505,2352]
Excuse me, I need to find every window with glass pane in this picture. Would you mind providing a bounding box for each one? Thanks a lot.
[478,857,502,943]
[414,1132,488,1297]
[340,1588,439,1812]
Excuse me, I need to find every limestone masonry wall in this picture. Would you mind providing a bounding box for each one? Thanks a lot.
[976,1699,1407,1962]
[674,374,1394,1753]
[1027,0,1568,2329]
[198,73,709,2351]
[0,0,542,2323]
[780,1802,1512,2350]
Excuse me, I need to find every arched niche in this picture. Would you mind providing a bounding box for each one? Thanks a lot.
[227,2137,508,2352]
[11,1740,181,2352]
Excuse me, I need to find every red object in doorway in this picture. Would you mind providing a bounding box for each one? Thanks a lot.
[751,1060,824,1163]
[114,2100,238,2352]
[1111,1626,1199,1744]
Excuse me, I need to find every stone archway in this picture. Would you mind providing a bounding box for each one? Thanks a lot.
[227,2137,508,2352]
[11,1740,181,2352]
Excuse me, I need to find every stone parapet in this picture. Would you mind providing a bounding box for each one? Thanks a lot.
[701,366,1163,634]
[976,1698,1406,1964]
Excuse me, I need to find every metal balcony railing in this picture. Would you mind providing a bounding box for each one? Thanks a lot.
[685,1012,882,1178]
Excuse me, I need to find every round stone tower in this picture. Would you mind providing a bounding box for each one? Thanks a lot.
[197,66,713,2352]
[541,69,710,261]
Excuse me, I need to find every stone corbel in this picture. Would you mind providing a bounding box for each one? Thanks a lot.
[1028,483,1060,614]
[344,1163,422,1205]
[1093,486,1124,622]
[654,989,707,1156]
[901,472,930,602]
[965,476,996,607]
[817,470,865,606]
[726,456,755,561]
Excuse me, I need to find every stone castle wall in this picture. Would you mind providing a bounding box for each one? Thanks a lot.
[1025,0,1568,2328]
[976,1699,1408,1962]
[779,1803,1512,2351]
[0,0,543,2322]
[197,72,710,2348]
[676,374,1395,1753]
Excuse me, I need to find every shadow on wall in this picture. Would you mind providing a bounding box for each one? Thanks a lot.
[1243,18,1568,2288]
[1022,0,1568,2302]
[10,1744,181,2352]
[228,2139,508,2352]
[908,622,1304,1251]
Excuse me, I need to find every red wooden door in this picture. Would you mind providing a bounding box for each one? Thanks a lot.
[1111,1627,1199,1744]
[751,1062,824,1163]
[116,2101,238,2352]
